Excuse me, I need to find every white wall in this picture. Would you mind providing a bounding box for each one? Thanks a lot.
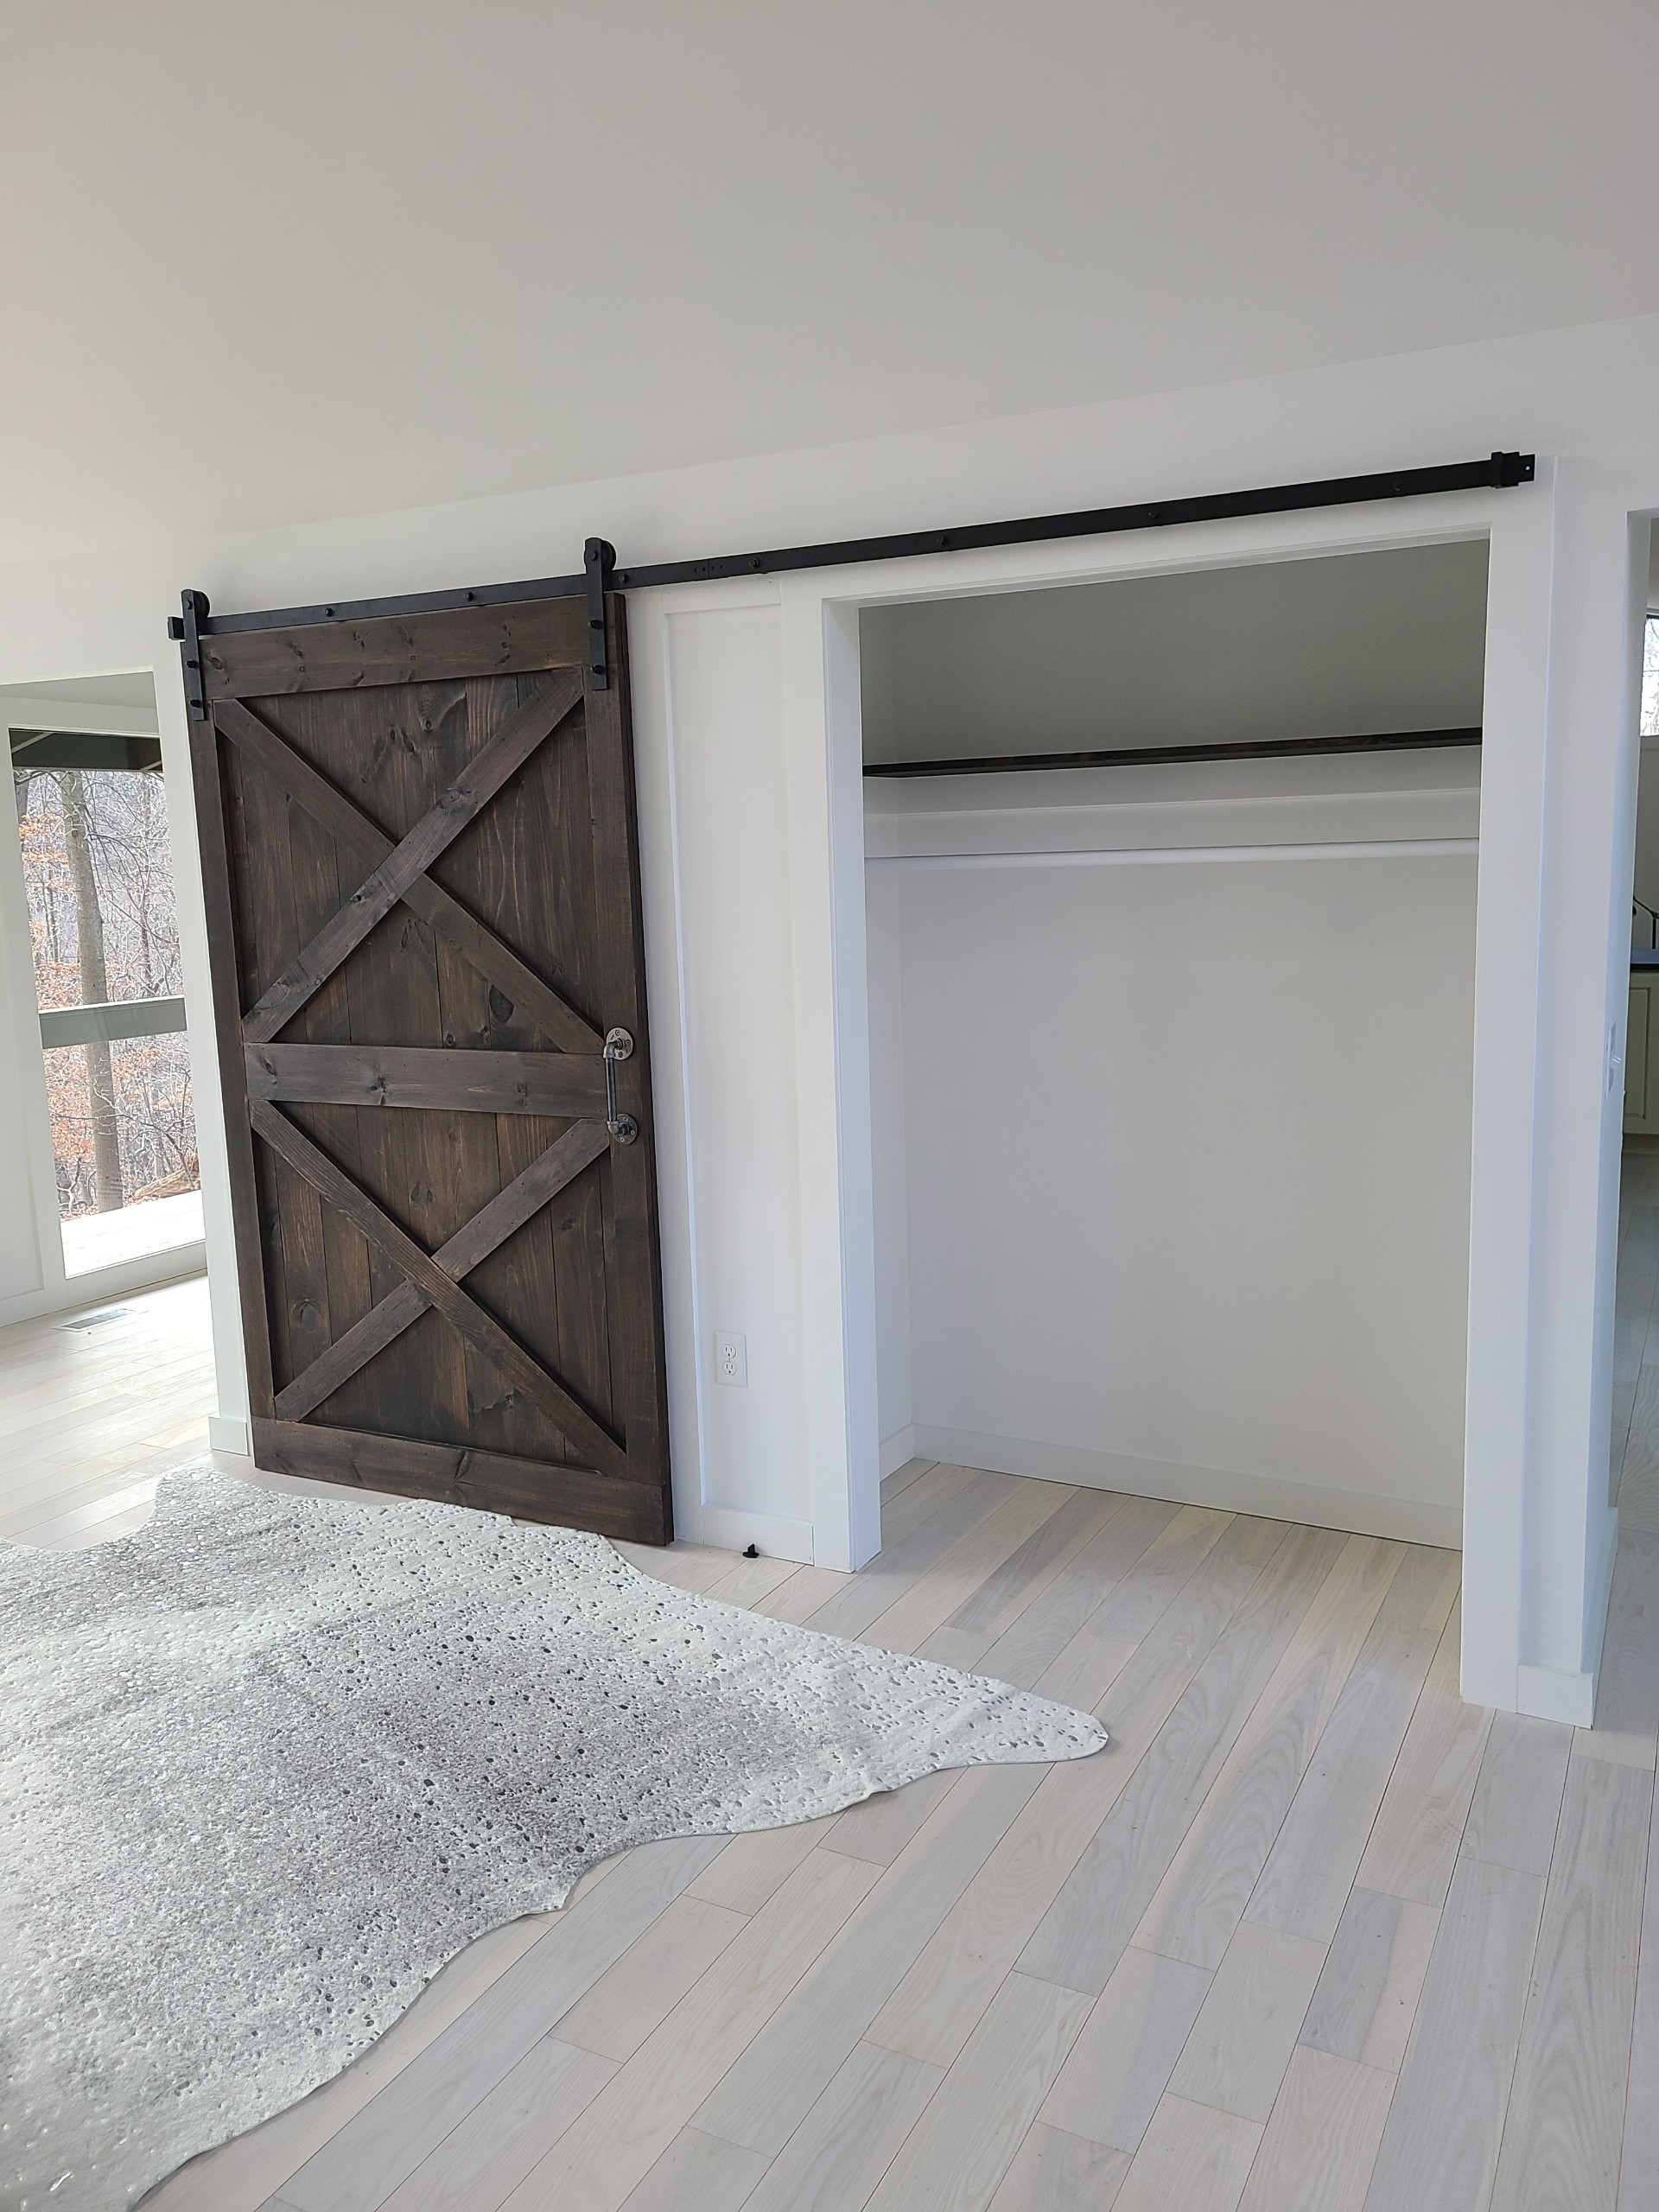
[865,751,1478,1546]
[0,312,1654,1712]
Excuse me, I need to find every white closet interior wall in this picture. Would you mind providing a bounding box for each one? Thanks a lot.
[863,543,1488,1548]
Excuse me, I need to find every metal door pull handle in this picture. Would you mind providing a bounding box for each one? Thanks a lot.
[604,1027,638,1143]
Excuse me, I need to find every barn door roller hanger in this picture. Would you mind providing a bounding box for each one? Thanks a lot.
[168,448,1537,699]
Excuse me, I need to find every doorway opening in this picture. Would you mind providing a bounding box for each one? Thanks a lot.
[861,539,1488,1549]
[1613,524,1659,1515]
[4,675,202,1279]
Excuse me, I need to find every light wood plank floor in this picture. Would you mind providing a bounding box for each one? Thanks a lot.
[0,1273,218,1548]
[5,1216,1659,2211]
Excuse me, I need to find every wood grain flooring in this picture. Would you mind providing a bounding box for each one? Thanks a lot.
[8,1173,1659,2209]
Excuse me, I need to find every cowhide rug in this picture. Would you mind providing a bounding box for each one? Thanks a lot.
[0,1468,1106,2211]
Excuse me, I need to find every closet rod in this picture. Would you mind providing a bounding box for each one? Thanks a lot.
[868,837,1478,869]
[172,453,1533,639]
[862,727,1483,779]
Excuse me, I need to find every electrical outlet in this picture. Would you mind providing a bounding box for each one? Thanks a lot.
[714,1330,748,1387]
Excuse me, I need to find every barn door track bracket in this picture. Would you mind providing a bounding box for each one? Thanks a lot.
[584,537,617,691]
[175,589,210,720]
[172,449,1536,639]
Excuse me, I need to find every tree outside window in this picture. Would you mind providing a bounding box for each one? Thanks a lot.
[12,764,198,1219]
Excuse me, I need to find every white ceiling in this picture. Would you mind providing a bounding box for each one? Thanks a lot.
[2,1,1655,566]
[861,541,1491,761]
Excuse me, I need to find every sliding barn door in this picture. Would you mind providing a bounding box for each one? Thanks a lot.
[188,593,672,1542]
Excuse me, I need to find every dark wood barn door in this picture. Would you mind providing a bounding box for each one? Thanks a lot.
[188,592,672,1541]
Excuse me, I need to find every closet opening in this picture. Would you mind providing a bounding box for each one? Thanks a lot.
[861,539,1488,1549]
[1615,525,1659,1509]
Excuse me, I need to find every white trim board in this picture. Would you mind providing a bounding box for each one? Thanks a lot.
[910,1424,1463,1550]
[1516,1662,1597,1728]
[691,1504,816,1566]
[0,1242,207,1329]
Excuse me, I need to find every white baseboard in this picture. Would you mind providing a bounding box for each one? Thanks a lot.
[207,1414,251,1457]
[1516,1662,1597,1727]
[1584,1503,1619,1683]
[911,1424,1464,1550]
[879,1426,917,1481]
[690,1503,816,1564]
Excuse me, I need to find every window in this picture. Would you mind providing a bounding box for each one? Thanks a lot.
[10,733,200,1274]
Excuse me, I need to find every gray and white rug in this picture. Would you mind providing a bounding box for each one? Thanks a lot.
[0,1467,1106,2212]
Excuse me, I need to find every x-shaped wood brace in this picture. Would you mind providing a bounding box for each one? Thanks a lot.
[256,1100,624,1475]
[215,686,600,1052]
[219,679,628,1473]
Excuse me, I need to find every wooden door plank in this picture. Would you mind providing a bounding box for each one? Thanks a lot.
[201,599,589,699]
[215,697,601,1053]
[578,602,667,1471]
[246,1043,607,1116]
[243,674,583,1044]
[187,716,277,1414]
[251,1420,665,1541]
[319,683,475,1469]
